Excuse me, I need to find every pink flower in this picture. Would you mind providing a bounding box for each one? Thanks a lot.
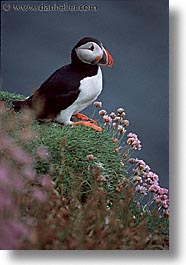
[152,173,159,183]
[113,116,121,123]
[10,146,32,165]
[0,137,13,149]
[144,172,159,185]
[0,190,13,208]
[145,177,154,186]
[153,194,161,204]
[127,133,142,150]
[109,112,116,119]
[0,164,10,186]
[134,176,143,184]
[117,108,125,115]
[153,194,169,209]
[22,165,36,180]
[40,175,52,188]
[122,119,129,127]
[144,165,151,172]
[135,159,146,170]
[94,101,102,108]
[135,159,146,166]
[117,125,126,134]
[127,133,136,138]
[158,188,168,195]
[135,185,147,195]
[149,184,160,193]
[32,188,47,202]
[134,158,150,172]
[103,115,112,124]
[129,158,136,164]
[162,201,169,210]
[99,109,107,116]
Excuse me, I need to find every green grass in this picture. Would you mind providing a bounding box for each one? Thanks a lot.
[0,90,125,198]
[30,122,125,197]
[0,90,169,250]
[0,90,25,105]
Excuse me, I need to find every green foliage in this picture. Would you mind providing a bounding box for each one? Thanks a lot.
[0,91,125,198]
[29,122,125,197]
[0,91,169,250]
[0,90,25,106]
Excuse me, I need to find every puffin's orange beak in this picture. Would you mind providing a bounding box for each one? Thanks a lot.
[98,47,114,67]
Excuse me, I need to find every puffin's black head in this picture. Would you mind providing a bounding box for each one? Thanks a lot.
[71,37,114,67]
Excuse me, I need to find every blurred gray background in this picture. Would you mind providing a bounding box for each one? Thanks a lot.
[1,0,169,188]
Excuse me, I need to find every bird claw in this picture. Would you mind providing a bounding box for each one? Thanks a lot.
[72,121,103,132]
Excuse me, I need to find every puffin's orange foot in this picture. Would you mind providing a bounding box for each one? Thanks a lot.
[73,113,96,123]
[72,121,103,132]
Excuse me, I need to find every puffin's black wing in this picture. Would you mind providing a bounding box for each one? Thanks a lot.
[33,64,82,119]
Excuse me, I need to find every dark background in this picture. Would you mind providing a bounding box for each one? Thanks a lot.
[1,0,169,188]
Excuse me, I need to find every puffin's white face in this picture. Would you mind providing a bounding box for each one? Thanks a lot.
[75,41,104,65]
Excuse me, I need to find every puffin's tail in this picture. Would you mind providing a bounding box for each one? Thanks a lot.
[12,96,33,112]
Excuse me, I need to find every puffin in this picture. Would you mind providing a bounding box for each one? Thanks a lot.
[12,37,114,131]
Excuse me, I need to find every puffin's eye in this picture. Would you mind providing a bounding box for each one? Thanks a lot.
[88,44,94,51]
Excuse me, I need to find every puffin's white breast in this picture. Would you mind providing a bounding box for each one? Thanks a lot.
[55,67,103,124]
[77,66,103,107]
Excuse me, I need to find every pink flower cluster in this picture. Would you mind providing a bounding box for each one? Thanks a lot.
[0,140,30,248]
[98,105,129,137]
[132,158,169,215]
[127,133,142,150]
[0,133,51,249]
[95,102,169,216]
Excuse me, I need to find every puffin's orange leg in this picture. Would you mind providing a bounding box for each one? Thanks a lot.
[73,113,96,123]
[72,121,103,132]
[73,113,89,120]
